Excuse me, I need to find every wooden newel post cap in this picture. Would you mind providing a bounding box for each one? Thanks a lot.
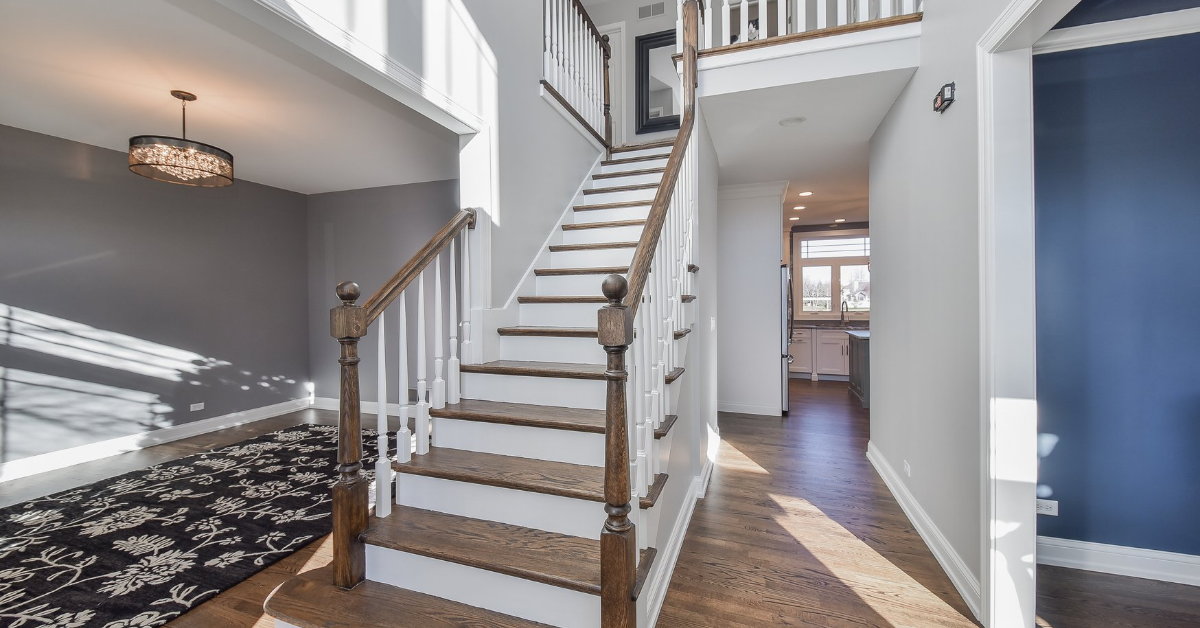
[336,281,361,305]
[598,275,633,347]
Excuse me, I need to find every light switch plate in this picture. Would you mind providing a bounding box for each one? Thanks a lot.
[190,402,204,412]
[1036,499,1059,516]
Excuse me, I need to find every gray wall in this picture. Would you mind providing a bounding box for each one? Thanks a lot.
[0,124,309,463]
[306,180,460,407]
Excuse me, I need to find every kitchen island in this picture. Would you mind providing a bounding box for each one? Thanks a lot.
[847,330,870,408]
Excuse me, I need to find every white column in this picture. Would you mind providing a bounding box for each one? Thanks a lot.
[375,314,391,518]
[395,291,412,465]
[433,254,445,410]
[448,240,460,405]
[415,270,430,455]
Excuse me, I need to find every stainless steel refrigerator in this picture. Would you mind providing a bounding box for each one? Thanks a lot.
[781,263,793,414]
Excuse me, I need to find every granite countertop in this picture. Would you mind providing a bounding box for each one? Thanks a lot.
[846,330,871,339]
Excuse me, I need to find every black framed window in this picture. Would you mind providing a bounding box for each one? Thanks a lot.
[635,29,681,135]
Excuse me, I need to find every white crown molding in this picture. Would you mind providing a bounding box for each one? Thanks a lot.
[0,398,310,483]
[1038,536,1200,587]
[718,181,788,201]
[1034,7,1200,55]
[867,441,982,620]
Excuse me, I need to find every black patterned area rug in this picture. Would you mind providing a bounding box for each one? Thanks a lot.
[0,424,379,628]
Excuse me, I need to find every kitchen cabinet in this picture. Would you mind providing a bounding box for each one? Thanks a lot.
[815,330,849,376]
[789,329,812,373]
[848,331,870,408]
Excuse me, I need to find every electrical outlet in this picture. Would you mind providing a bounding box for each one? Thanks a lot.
[190,402,204,412]
[710,317,717,331]
[1036,499,1059,516]
[903,460,911,477]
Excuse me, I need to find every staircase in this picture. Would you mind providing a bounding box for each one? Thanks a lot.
[265,1,701,626]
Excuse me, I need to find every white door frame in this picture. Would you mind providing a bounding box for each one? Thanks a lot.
[597,21,627,147]
[975,1,1078,626]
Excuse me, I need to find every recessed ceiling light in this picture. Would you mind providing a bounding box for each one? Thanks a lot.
[789,217,800,221]
[798,191,813,197]
[835,218,846,223]
[793,206,805,210]
[778,116,807,126]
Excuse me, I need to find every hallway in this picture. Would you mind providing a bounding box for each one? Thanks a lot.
[657,380,979,627]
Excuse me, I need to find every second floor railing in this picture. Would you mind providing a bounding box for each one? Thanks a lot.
[543,0,612,150]
[691,0,921,52]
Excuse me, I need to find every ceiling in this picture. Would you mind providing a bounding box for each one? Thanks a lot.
[700,69,915,230]
[0,0,460,194]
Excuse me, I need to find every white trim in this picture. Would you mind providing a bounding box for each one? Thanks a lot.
[312,395,410,418]
[716,401,782,416]
[1034,7,1200,55]
[696,21,922,71]
[0,398,310,483]
[540,84,608,153]
[866,441,982,619]
[642,470,705,628]
[1037,536,1200,587]
[696,456,715,499]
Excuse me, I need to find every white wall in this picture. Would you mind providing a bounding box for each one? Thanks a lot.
[716,182,785,416]
[583,0,681,145]
[695,105,721,465]
[868,0,1015,611]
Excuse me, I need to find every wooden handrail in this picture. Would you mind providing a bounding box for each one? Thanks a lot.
[361,208,475,325]
[623,1,698,314]
[327,206,474,590]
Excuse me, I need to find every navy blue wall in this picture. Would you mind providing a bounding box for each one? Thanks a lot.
[1056,0,1200,28]
[1034,33,1200,555]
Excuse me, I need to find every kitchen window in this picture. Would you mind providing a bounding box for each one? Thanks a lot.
[793,234,870,316]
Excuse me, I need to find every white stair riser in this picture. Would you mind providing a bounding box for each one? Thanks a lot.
[578,188,655,204]
[613,146,672,159]
[571,206,651,224]
[433,417,605,466]
[601,157,668,174]
[562,225,645,245]
[536,273,622,295]
[397,473,604,538]
[498,334,606,365]
[592,172,662,187]
[462,372,606,409]
[519,302,608,327]
[366,545,600,628]
[550,247,636,268]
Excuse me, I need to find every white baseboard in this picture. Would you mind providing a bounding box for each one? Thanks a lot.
[0,397,310,483]
[697,456,715,499]
[643,470,704,628]
[717,401,782,416]
[1037,536,1200,587]
[866,441,982,620]
[313,396,402,416]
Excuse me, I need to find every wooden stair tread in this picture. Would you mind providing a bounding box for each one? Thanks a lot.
[497,326,598,338]
[362,506,605,595]
[461,360,606,380]
[264,565,551,628]
[518,295,608,304]
[610,138,674,153]
[674,327,692,340]
[394,447,668,508]
[666,366,685,384]
[534,266,628,276]
[681,294,697,303]
[431,399,607,433]
[602,153,669,166]
[582,182,658,194]
[548,241,638,252]
[562,219,646,231]
[573,200,651,211]
[432,399,676,440]
[593,167,665,180]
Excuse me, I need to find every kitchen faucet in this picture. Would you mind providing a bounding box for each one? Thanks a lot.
[840,300,848,325]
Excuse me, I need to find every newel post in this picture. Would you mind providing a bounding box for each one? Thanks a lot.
[330,281,369,589]
[601,34,613,158]
[598,274,637,628]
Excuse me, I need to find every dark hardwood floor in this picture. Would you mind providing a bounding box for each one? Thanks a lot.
[7,390,1199,626]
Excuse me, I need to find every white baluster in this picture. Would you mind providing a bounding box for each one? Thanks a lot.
[375,314,391,517]
[416,270,430,455]
[722,0,732,46]
[857,0,869,21]
[817,0,827,29]
[396,291,412,465]
[796,0,807,32]
[778,0,787,37]
[633,313,648,496]
[739,0,749,42]
[461,225,473,363]
[544,0,553,82]
[448,240,460,405]
[433,254,445,410]
[704,0,714,48]
[880,0,893,18]
[837,0,849,25]
[556,0,566,94]
[902,0,915,15]
[677,0,684,53]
